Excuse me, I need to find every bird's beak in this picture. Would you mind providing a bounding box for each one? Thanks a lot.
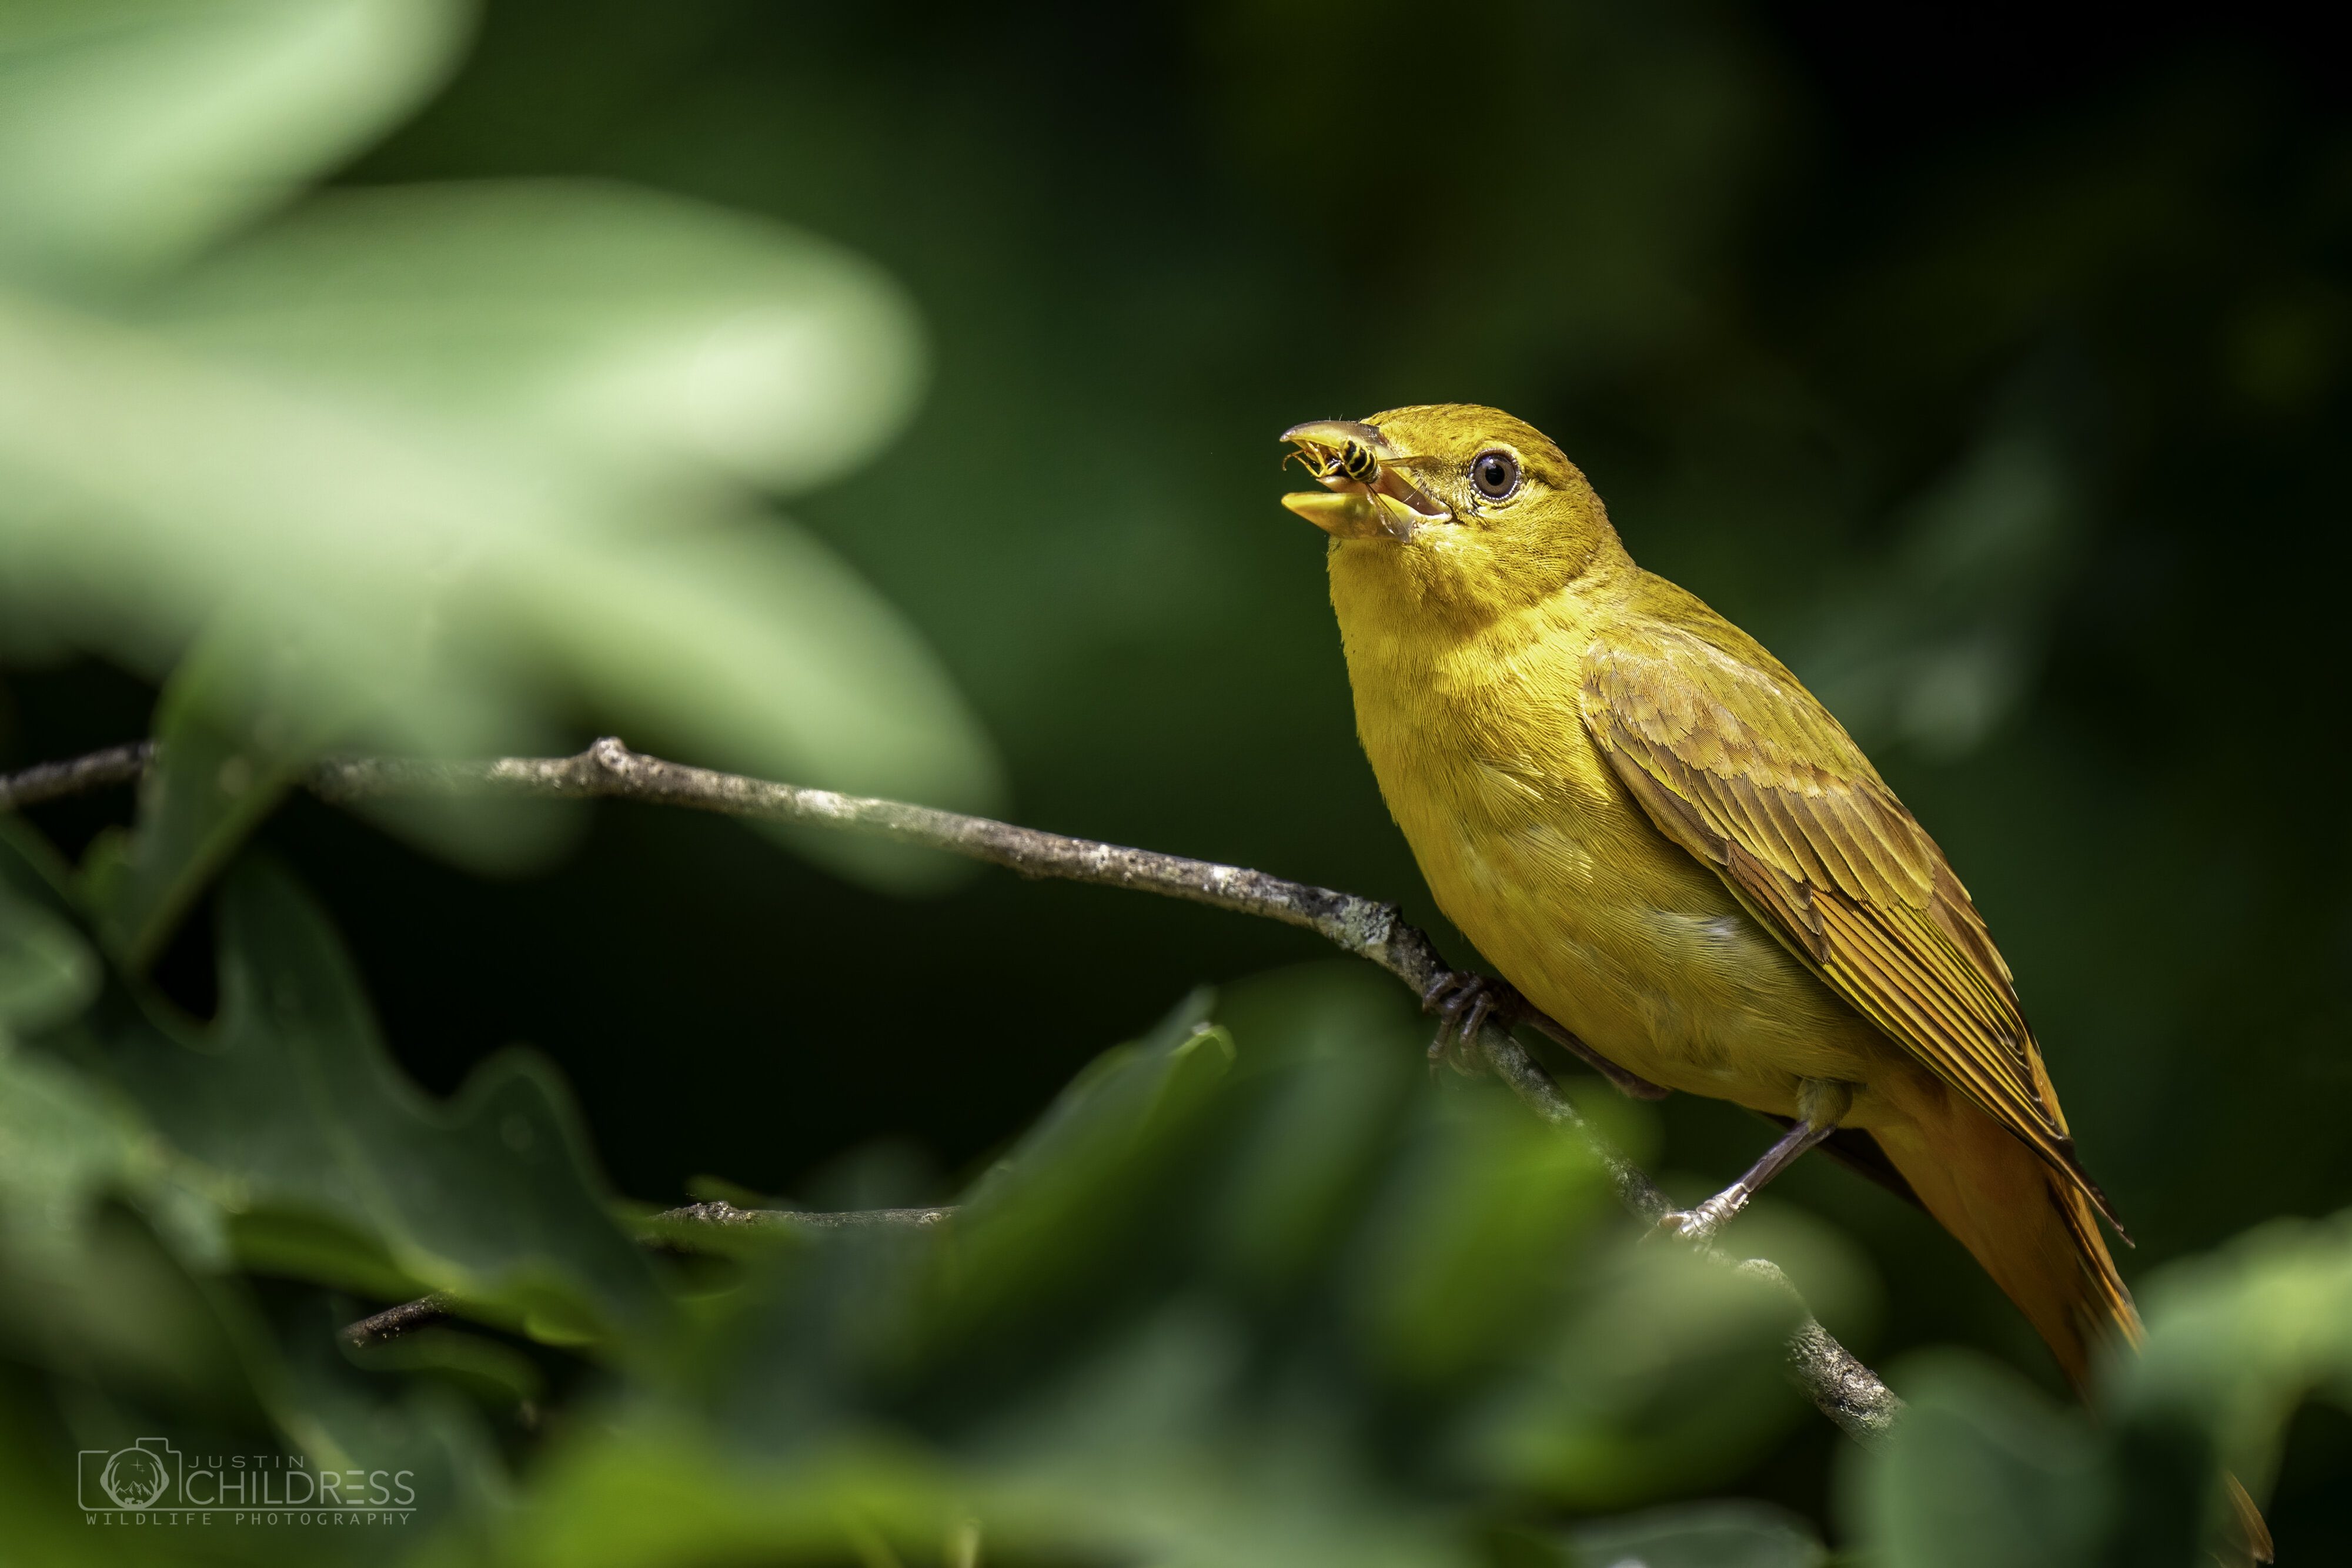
[1279,419,1451,541]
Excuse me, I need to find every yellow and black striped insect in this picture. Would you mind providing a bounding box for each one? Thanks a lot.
[1283,434,1384,487]
[1329,436,1381,484]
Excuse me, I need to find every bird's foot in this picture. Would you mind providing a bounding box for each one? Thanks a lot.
[1419,969,1525,1069]
[1651,1186,1751,1245]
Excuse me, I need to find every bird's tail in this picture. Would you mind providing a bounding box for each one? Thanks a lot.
[1872,1079,2274,1564]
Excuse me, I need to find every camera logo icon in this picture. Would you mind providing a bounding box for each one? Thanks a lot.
[80,1437,181,1511]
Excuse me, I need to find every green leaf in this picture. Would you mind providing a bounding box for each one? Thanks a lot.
[420,1422,974,1568]
[272,1306,512,1542]
[1564,1500,1828,1567]
[0,1032,155,1263]
[0,874,98,1033]
[0,1041,259,1417]
[343,1324,544,1409]
[148,180,928,496]
[1352,1081,1613,1389]
[0,258,998,936]
[2113,1211,2352,1555]
[84,620,343,967]
[506,517,1002,892]
[1202,965,1422,1300]
[85,858,670,1348]
[1465,1240,1806,1509]
[0,7,1003,931]
[1847,1350,2113,1568]
[0,0,472,289]
[915,991,1234,1354]
[450,969,1837,1568]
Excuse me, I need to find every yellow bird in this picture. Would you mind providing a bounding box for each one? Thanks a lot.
[1282,404,2270,1564]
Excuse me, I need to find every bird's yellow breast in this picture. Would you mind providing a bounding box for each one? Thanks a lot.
[1329,546,1883,1114]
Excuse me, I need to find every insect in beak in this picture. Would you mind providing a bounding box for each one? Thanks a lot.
[1278,420,1452,541]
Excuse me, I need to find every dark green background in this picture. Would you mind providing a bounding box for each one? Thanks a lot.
[7,1,2348,1552]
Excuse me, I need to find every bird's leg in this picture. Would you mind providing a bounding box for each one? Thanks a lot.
[1656,1079,1855,1243]
[1515,1012,1672,1101]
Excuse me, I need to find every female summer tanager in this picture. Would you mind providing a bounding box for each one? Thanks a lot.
[1282,404,2270,1564]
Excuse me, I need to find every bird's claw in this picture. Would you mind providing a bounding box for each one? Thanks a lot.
[1649,1189,1749,1245]
[1419,970,1524,1068]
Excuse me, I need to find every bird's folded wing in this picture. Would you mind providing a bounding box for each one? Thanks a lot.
[1579,618,2120,1229]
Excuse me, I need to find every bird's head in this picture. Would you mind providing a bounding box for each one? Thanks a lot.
[1281,404,1626,622]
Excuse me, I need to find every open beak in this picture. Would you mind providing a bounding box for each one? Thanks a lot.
[1279,419,1451,541]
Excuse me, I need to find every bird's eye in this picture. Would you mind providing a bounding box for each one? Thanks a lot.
[1471,450,1521,501]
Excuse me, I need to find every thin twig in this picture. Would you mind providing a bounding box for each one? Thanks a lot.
[652,1200,954,1231]
[0,739,152,810]
[339,1292,455,1350]
[338,1203,957,1349]
[7,738,1901,1442]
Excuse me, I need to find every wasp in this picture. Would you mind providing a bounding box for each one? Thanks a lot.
[1281,420,1454,535]
[1281,434,1379,487]
[1328,437,1382,485]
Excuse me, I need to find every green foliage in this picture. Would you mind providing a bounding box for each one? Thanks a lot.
[1847,1353,2116,1568]
[85,859,670,1346]
[0,866,98,1031]
[1556,1500,1829,1568]
[1849,1218,2352,1563]
[0,0,471,288]
[0,834,1819,1564]
[15,820,2325,1564]
[0,0,1000,964]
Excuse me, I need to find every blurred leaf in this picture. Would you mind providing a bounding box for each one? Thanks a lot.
[0,872,97,1033]
[1353,1084,1611,1388]
[618,969,1822,1568]
[913,991,1233,1358]
[83,858,669,1348]
[508,519,999,891]
[149,180,928,495]
[0,911,229,1269]
[273,1306,510,1539]
[0,0,472,290]
[85,621,345,965]
[344,1324,543,1408]
[1847,1350,2112,1568]
[937,1300,1465,1568]
[0,13,1001,938]
[2115,1211,2352,1550]
[1204,967,1421,1299]
[0,1029,159,1263]
[0,275,1000,922]
[0,1043,256,1414]
[1563,1499,1828,1567]
[1846,1217,2352,1566]
[420,1422,975,1568]
[1468,1242,1805,1509]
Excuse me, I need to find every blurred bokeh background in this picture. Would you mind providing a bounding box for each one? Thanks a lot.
[4,1,2349,1560]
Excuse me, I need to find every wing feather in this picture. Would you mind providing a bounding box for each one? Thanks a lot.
[1581,607,2122,1231]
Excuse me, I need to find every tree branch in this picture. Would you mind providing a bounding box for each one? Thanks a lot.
[312,740,1671,1101]
[7,737,1900,1443]
[0,739,152,810]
